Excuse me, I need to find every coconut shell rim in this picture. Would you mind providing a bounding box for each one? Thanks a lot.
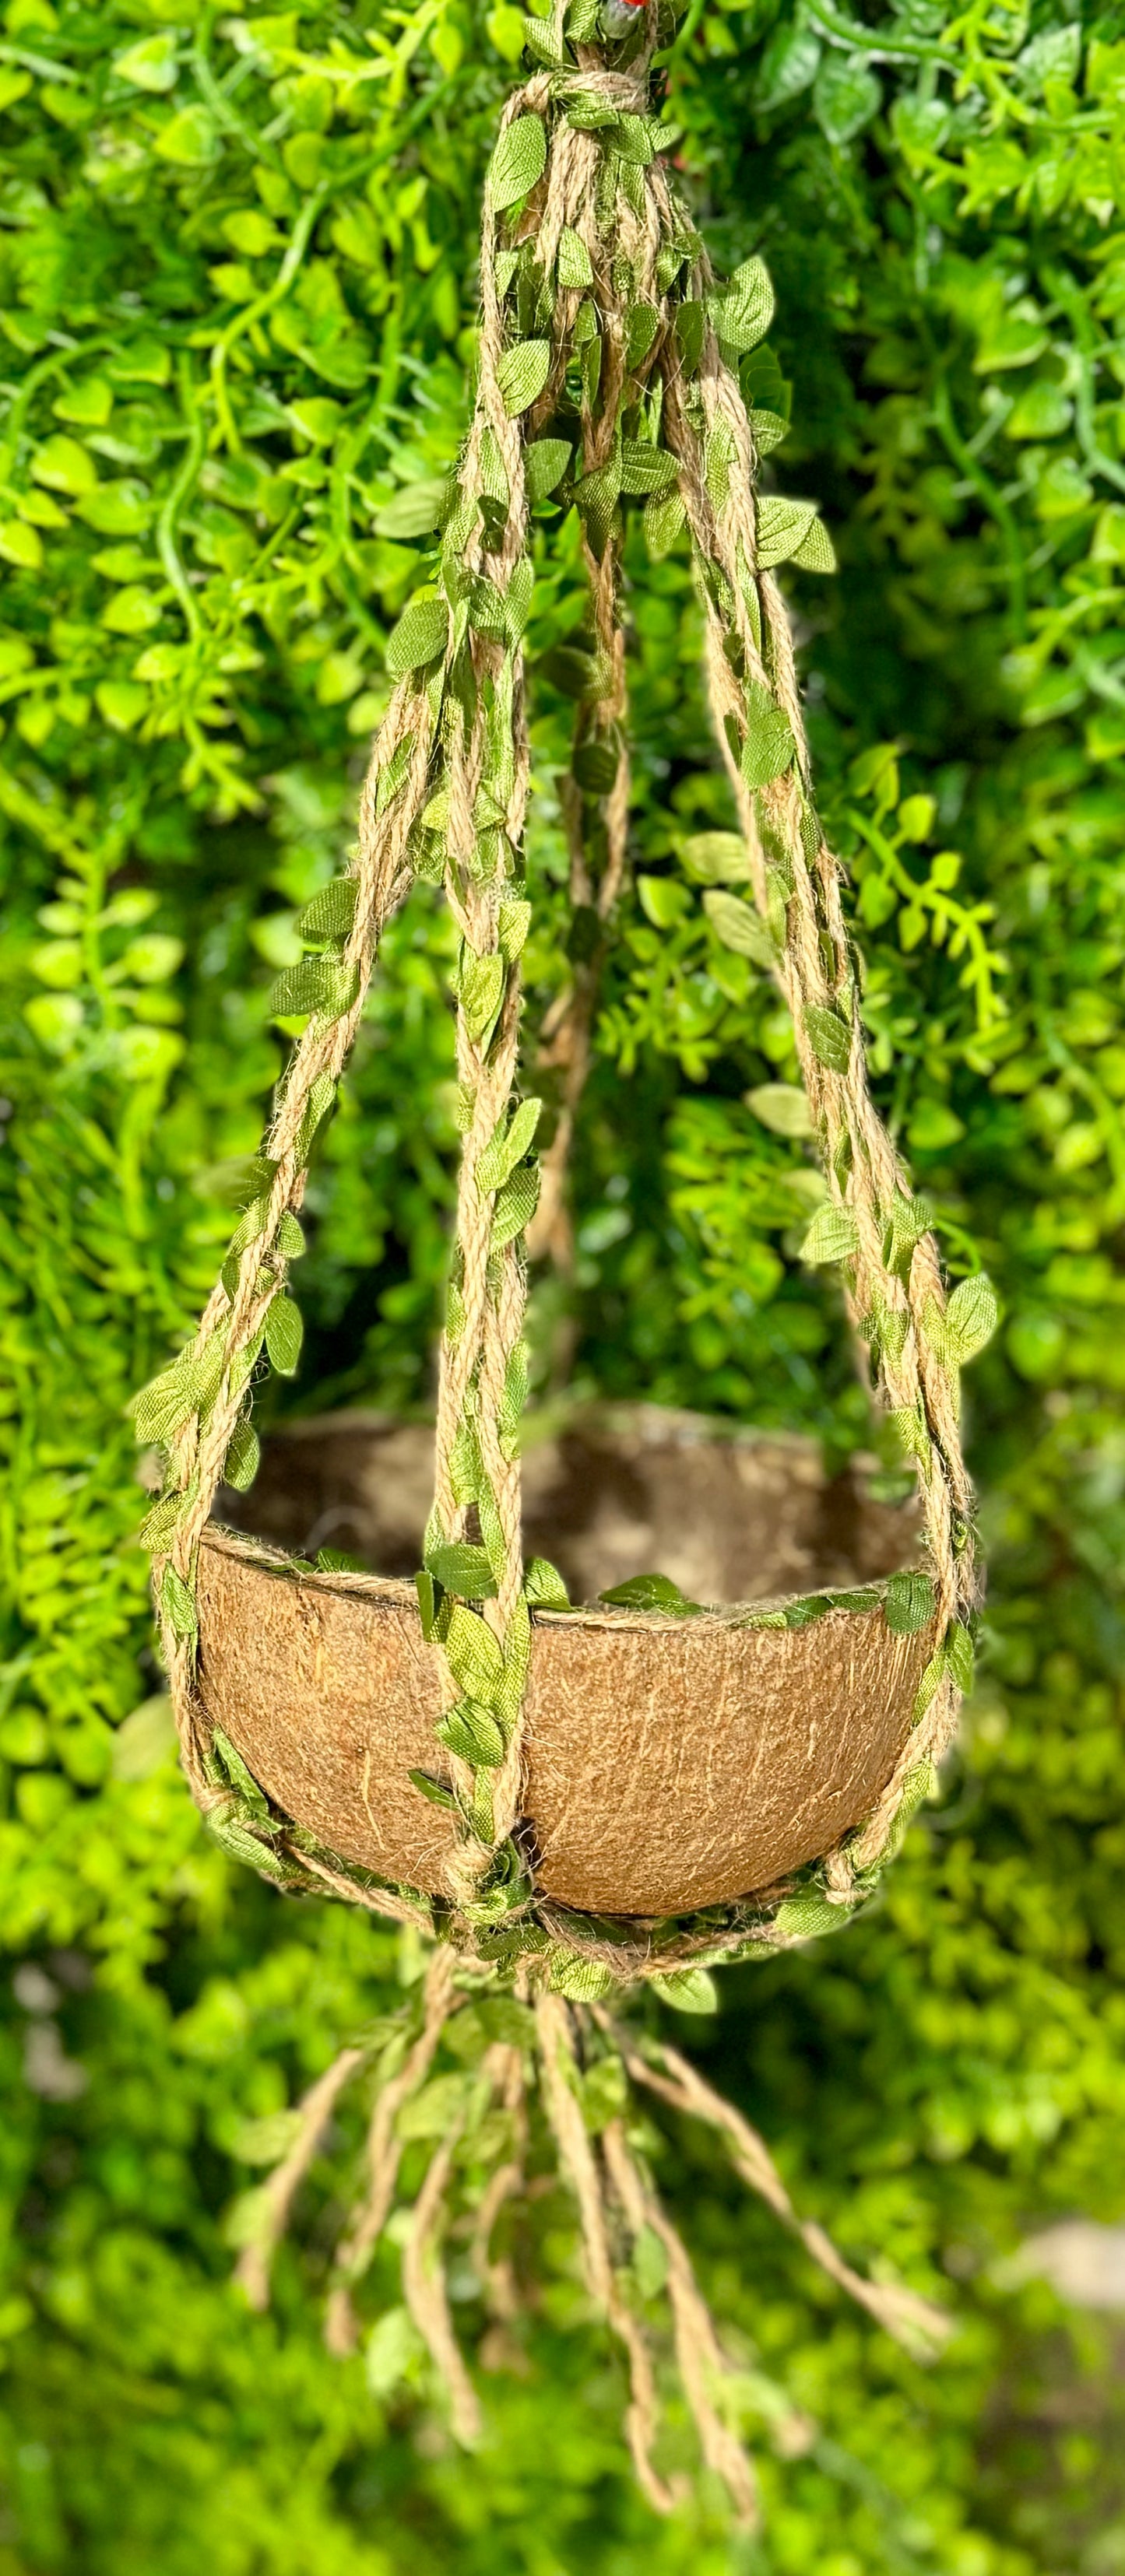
[201,1523,915,1633]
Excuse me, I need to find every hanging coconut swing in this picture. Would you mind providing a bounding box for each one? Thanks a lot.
[138,0,996,2515]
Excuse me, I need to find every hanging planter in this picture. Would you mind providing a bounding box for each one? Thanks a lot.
[137,0,996,2518]
[195,1526,940,1929]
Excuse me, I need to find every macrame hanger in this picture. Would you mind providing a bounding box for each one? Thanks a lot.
[148,10,979,1965]
[135,23,986,2509]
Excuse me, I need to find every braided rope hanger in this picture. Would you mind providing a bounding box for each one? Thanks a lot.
[130,8,999,2507]
[143,9,983,1964]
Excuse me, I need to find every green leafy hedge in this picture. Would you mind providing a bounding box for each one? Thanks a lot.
[2,0,1124,2566]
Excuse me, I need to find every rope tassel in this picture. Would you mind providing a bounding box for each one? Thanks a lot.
[227,1964,947,2517]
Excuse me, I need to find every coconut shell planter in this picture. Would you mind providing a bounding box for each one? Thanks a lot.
[135,12,996,2521]
[208,1411,936,1930]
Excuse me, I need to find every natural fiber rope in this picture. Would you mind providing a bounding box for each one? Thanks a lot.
[145,19,979,1951]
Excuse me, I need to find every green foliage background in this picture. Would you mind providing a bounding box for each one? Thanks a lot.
[1,0,1124,2564]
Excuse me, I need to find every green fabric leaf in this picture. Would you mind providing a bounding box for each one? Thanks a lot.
[803,1003,853,1073]
[442,1604,505,1703]
[563,89,618,132]
[740,693,796,790]
[888,1403,930,1465]
[385,595,448,676]
[675,301,705,373]
[276,1211,304,1259]
[625,303,660,370]
[556,226,592,290]
[619,440,677,497]
[211,1725,270,1820]
[497,339,550,416]
[599,1573,705,1616]
[490,1162,540,1248]
[524,1556,570,1609]
[613,112,655,167]
[374,735,416,815]
[460,951,505,1047]
[415,1567,441,1638]
[946,1620,976,1691]
[783,1592,836,1627]
[436,1698,506,1767]
[650,1967,719,2013]
[751,408,789,455]
[521,14,568,66]
[774,1890,856,1940]
[408,1769,458,1810]
[501,554,534,641]
[498,1338,529,1438]
[941,1273,1000,1363]
[226,1196,271,1261]
[702,888,774,964]
[487,114,547,212]
[206,1809,294,1880]
[160,1562,198,1644]
[790,513,837,574]
[138,1490,187,1553]
[425,1543,496,1600]
[884,1570,937,1636]
[756,496,819,569]
[477,1096,542,1192]
[134,1359,199,1449]
[911,1649,947,1724]
[525,437,571,504]
[469,575,507,640]
[799,1202,860,1264]
[223,1421,259,1493]
[547,1953,613,2001]
[709,254,775,354]
[572,458,621,556]
[704,420,736,514]
[498,899,531,961]
[882,1190,934,1276]
[228,1330,265,1402]
[268,955,359,1023]
[881,1755,937,1861]
[644,489,687,559]
[263,1295,303,1377]
[297,877,357,941]
[293,1072,336,1166]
